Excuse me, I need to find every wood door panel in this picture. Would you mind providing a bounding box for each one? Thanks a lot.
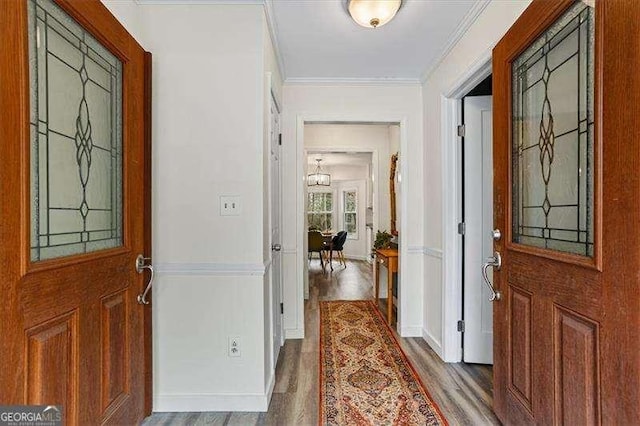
[20,254,131,328]
[101,290,129,412]
[493,0,640,424]
[0,1,149,424]
[553,306,599,425]
[26,312,78,425]
[507,251,600,316]
[508,286,532,409]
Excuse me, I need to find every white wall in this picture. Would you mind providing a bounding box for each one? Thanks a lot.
[421,0,531,360]
[102,0,144,44]
[282,85,424,338]
[107,1,283,412]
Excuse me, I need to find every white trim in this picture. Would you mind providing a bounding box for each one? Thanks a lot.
[263,0,286,80]
[420,0,491,83]
[296,115,409,340]
[265,371,275,408]
[263,257,273,272]
[407,246,424,255]
[443,49,494,98]
[156,262,267,276]
[284,328,304,339]
[424,247,443,259]
[440,53,493,363]
[284,77,421,86]
[422,328,444,360]
[399,325,422,337]
[137,0,263,3]
[154,391,271,412]
[343,254,368,261]
[282,248,297,255]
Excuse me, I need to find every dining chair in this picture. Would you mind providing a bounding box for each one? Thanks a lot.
[308,230,328,272]
[328,231,348,269]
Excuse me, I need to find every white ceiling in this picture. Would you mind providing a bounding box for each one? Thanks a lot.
[307,152,372,167]
[269,0,488,82]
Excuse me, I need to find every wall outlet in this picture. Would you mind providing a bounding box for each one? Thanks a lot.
[220,196,241,216]
[228,337,241,358]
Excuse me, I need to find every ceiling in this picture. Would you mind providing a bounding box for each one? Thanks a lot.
[307,152,372,167]
[269,0,488,82]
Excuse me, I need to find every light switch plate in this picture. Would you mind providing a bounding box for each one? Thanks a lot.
[220,196,241,216]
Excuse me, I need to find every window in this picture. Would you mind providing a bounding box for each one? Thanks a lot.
[308,192,333,232]
[343,190,357,238]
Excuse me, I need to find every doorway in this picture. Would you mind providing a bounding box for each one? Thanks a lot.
[441,53,493,362]
[301,122,402,327]
[461,75,494,364]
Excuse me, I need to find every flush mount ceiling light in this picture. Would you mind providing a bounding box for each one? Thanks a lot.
[348,0,402,29]
[308,159,331,187]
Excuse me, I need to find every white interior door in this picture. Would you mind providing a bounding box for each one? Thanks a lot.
[463,95,493,364]
[270,97,283,363]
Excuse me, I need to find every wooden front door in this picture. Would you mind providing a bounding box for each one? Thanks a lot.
[0,1,150,424]
[492,0,640,424]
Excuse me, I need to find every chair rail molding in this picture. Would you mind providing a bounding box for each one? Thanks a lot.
[156,262,268,276]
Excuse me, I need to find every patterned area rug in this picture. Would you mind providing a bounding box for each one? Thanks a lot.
[319,300,447,426]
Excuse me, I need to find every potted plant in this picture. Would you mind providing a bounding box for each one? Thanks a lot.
[373,230,393,250]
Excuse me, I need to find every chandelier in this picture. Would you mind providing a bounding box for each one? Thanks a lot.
[308,159,331,186]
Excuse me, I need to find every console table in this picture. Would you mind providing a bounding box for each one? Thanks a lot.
[374,248,398,324]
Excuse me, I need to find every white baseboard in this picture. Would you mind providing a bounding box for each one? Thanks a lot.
[154,391,271,412]
[343,254,368,261]
[422,328,444,360]
[284,328,304,339]
[265,371,275,406]
[399,325,422,337]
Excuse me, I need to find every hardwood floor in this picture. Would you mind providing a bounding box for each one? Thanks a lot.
[142,259,500,425]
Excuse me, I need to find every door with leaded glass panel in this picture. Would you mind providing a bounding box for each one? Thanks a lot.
[0,0,150,424]
[492,0,640,423]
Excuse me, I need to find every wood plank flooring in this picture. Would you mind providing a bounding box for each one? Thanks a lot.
[142,259,500,425]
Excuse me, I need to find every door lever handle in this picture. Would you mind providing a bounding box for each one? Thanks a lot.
[481,251,502,302]
[136,254,154,305]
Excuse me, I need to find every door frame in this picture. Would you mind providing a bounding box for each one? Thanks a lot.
[268,87,283,371]
[440,51,492,362]
[143,51,153,417]
[295,116,408,335]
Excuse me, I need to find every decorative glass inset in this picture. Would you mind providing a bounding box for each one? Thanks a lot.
[512,2,594,257]
[27,0,123,261]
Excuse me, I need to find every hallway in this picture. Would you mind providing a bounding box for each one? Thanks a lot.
[143,260,499,425]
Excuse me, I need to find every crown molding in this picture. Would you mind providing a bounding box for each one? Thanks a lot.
[420,0,491,84]
[263,0,286,81]
[135,0,263,4]
[284,77,421,86]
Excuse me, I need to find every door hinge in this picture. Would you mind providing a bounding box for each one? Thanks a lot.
[280,302,283,314]
[457,222,466,235]
[278,134,282,146]
[457,124,465,138]
[457,320,465,332]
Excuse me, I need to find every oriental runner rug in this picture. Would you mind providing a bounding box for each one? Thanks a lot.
[319,300,447,426]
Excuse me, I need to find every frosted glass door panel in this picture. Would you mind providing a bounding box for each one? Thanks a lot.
[28,0,123,261]
[512,2,594,257]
